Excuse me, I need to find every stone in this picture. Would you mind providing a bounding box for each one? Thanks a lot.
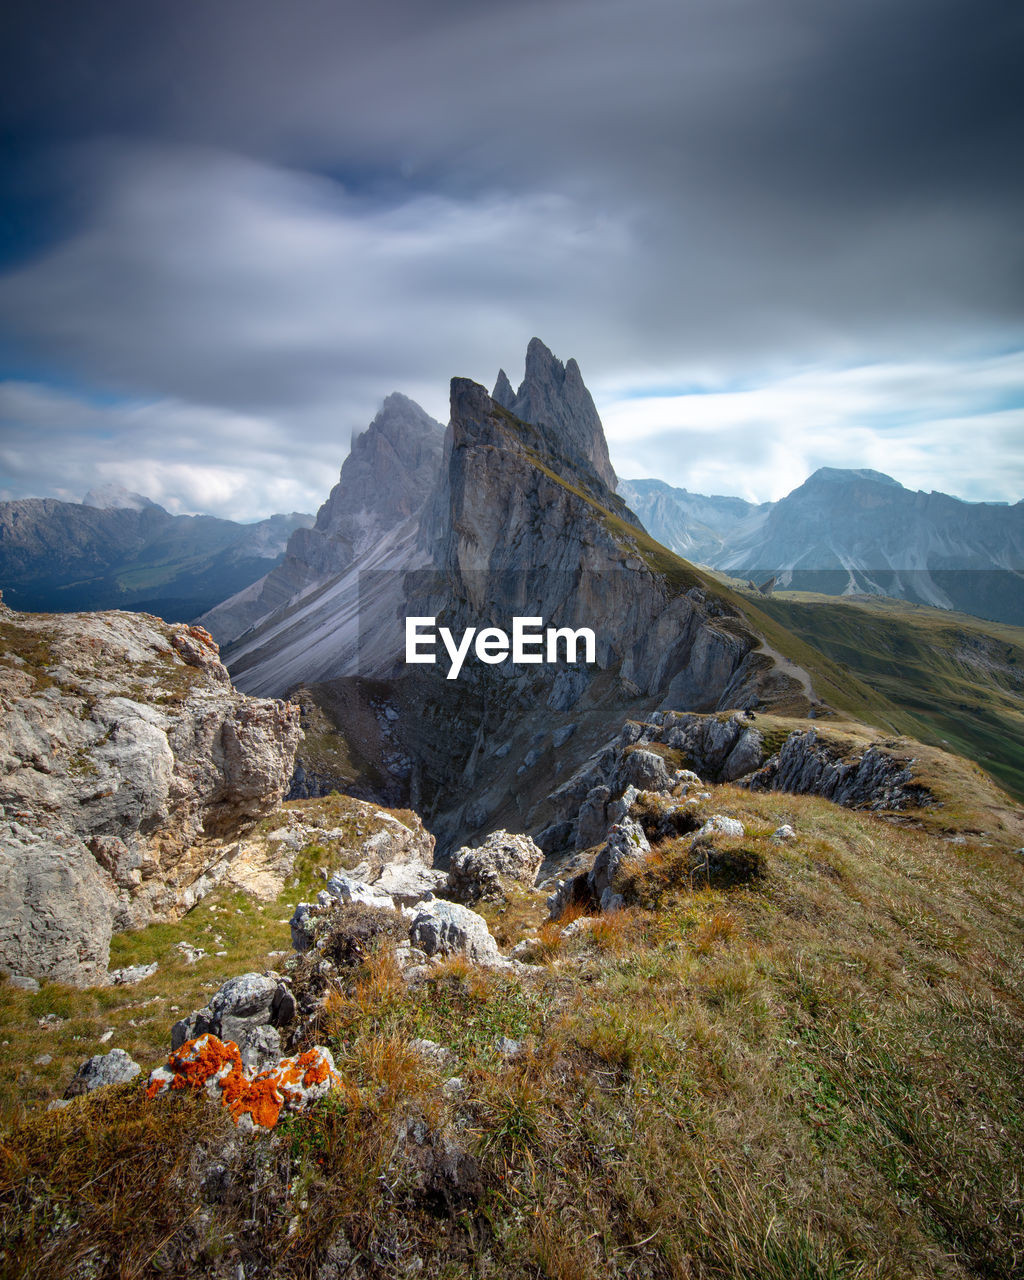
[495,1037,524,1060]
[146,1034,340,1131]
[446,830,544,902]
[744,732,933,811]
[323,871,395,912]
[6,974,40,991]
[171,972,294,1069]
[692,815,745,843]
[574,785,612,850]
[410,1038,455,1069]
[605,785,640,828]
[588,819,651,911]
[771,824,797,841]
[0,607,301,985]
[373,862,448,907]
[559,916,599,939]
[620,748,674,792]
[109,962,158,985]
[409,899,505,967]
[508,937,542,961]
[64,1047,141,1097]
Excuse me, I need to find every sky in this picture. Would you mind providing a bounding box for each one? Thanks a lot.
[0,0,1021,519]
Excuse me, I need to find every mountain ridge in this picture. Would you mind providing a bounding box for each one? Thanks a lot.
[623,466,1024,624]
[0,495,313,622]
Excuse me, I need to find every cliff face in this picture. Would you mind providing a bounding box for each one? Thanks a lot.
[422,377,763,708]
[202,394,444,648]
[0,601,301,984]
[493,337,617,491]
[288,377,806,852]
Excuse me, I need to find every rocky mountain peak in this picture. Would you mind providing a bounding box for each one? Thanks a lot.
[82,483,157,511]
[803,467,903,490]
[317,392,444,530]
[500,337,617,491]
[492,368,516,410]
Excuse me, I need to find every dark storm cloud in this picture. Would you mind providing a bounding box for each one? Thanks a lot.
[0,0,1021,513]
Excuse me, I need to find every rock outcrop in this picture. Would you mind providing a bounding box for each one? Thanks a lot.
[744,730,934,810]
[63,1047,141,1097]
[0,603,301,984]
[147,1034,341,1133]
[171,973,297,1073]
[446,830,544,902]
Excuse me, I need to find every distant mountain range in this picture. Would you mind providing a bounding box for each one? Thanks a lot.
[0,485,312,621]
[621,469,1024,625]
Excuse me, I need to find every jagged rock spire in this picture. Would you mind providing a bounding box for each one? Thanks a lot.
[498,338,616,490]
[492,368,516,410]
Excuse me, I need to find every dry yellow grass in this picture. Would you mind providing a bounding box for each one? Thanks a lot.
[3,775,1024,1278]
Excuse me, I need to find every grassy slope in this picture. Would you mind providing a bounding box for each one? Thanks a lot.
[741,593,1024,802]
[3,783,1024,1278]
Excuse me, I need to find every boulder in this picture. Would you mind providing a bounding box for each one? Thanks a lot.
[620,748,674,792]
[692,815,745,844]
[446,830,544,902]
[375,862,449,907]
[588,819,651,911]
[574,786,611,850]
[64,1047,141,1097]
[409,899,505,966]
[171,972,295,1072]
[146,1033,340,1131]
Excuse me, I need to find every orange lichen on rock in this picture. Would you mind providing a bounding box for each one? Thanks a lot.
[298,1049,335,1087]
[145,1035,341,1131]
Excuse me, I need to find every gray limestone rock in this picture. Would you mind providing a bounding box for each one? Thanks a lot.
[620,748,674,792]
[0,605,301,985]
[108,962,158,986]
[170,972,294,1064]
[588,819,651,911]
[575,786,612,850]
[375,862,449,907]
[744,732,933,810]
[409,899,505,967]
[692,815,746,844]
[503,337,617,490]
[64,1047,141,1097]
[446,830,544,902]
[7,973,40,991]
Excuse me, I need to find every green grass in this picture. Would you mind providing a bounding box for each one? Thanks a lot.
[748,594,1024,801]
[4,780,1024,1277]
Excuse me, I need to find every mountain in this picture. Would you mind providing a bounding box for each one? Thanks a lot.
[492,335,617,490]
[199,393,445,650]
[212,340,847,850]
[0,492,313,622]
[6,356,1024,1278]
[618,478,770,563]
[622,467,1024,625]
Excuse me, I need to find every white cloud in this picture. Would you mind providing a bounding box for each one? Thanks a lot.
[600,353,1024,503]
[0,380,334,519]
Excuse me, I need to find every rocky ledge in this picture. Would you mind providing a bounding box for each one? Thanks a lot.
[0,601,301,984]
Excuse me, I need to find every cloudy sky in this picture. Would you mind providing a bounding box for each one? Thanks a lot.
[0,0,1021,518]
